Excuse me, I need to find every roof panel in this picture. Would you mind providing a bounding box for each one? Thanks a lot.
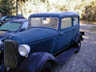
[29,12,79,18]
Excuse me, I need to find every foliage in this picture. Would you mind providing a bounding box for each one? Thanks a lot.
[82,0,96,21]
[0,0,96,21]
[0,0,15,15]
[0,0,28,16]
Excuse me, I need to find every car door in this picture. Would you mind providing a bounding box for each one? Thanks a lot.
[56,17,74,52]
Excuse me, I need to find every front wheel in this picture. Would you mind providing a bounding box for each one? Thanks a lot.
[40,61,54,72]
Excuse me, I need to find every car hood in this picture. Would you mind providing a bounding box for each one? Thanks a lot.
[0,31,6,35]
[0,31,7,39]
[10,28,58,44]
[0,31,14,40]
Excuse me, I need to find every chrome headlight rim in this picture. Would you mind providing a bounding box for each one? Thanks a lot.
[18,44,30,57]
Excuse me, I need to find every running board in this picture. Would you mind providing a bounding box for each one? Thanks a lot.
[56,48,78,64]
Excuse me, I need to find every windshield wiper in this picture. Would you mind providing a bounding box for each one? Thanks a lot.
[0,29,10,31]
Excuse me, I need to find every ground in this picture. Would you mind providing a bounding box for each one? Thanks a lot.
[56,24,96,72]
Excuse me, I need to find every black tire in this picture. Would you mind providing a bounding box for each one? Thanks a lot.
[77,42,81,48]
[40,61,54,72]
[74,42,81,54]
[73,41,81,48]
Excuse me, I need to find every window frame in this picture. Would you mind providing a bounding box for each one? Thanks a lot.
[29,17,59,30]
[72,17,79,26]
[21,22,29,30]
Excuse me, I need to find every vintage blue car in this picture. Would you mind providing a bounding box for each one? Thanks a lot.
[0,19,29,71]
[0,16,25,26]
[4,12,84,72]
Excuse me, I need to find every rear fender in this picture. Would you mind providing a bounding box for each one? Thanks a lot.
[74,32,81,43]
[75,31,84,43]
[16,52,56,72]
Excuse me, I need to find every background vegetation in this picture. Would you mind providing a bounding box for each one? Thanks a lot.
[0,0,96,21]
[0,0,15,15]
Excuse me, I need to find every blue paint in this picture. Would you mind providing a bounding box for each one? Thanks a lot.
[10,12,80,54]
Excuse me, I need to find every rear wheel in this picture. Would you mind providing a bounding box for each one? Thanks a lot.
[74,42,81,54]
[77,42,81,48]
[73,41,81,48]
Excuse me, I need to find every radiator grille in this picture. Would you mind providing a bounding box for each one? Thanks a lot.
[4,40,19,68]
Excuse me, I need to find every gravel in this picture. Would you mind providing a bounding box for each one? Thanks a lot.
[56,24,96,72]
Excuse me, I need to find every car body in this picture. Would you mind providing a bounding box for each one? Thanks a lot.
[4,12,84,72]
[0,16,25,26]
[0,19,29,70]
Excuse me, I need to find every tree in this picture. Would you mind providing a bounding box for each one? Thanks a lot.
[0,0,15,15]
[82,0,96,21]
[16,0,28,15]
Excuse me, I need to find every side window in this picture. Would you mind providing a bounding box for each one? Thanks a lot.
[21,22,29,30]
[61,18,72,29]
[73,17,79,25]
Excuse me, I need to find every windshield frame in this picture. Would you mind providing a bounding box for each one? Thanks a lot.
[0,16,7,21]
[29,17,59,30]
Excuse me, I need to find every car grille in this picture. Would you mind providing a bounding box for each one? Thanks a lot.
[4,40,19,68]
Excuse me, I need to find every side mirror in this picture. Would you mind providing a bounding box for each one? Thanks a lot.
[20,28,26,31]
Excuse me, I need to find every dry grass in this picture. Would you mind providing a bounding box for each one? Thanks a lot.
[80,20,96,25]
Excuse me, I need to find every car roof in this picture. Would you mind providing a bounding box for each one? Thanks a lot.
[0,16,25,21]
[29,12,79,18]
[7,16,25,18]
[8,19,28,23]
[2,16,25,19]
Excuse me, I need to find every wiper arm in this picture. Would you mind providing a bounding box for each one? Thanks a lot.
[0,29,10,31]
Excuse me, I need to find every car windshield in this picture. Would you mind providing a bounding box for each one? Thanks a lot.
[30,17,59,29]
[0,22,21,31]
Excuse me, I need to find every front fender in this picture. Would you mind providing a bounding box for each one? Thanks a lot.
[16,52,56,72]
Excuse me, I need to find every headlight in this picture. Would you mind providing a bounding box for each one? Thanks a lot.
[18,44,30,57]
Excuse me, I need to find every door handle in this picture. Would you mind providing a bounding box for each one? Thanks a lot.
[59,32,64,35]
